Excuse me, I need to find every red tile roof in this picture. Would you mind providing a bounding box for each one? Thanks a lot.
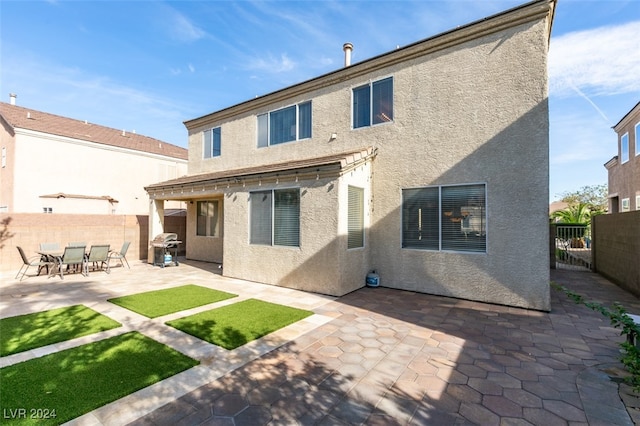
[0,102,188,160]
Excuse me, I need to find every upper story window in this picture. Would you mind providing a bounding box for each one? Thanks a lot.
[621,132,629,163]
[353,77,393,129]
[257,101,312,147]
[635,123,640,155]
[204,127,221,158]
[622,198,630,212]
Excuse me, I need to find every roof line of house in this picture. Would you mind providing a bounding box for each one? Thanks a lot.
[0,102,188,161]
[184,0,555,130]
[612,101,640,131]
[145,147,376,197]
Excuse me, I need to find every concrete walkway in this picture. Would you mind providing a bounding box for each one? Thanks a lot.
[1,260,639,425]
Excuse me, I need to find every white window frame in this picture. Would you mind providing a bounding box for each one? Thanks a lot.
[621,132,629,163]
[257,101,312,147]
[196,200,220,237]
[352,76,394,129]
[249,187,300,247]
[635,122,639,157]
[402,183,487,253]
[636,195,640,211]
[203,127,221,158]
[622,198,630,212]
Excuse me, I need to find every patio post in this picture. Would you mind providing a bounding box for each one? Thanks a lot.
[148,199,165,263]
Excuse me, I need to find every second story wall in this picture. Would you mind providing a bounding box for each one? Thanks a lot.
[610,102,640,211]
[185,6,551,186]
[11,130,187,214]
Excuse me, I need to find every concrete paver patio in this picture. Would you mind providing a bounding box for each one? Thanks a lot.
[1,259,639,425]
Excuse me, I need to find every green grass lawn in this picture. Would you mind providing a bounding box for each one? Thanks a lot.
[166,298,313,350]
[0,305,121,357]
[108,284,237,318]
[0,331,199,425]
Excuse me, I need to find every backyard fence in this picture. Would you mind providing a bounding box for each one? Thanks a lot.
[0,213,186,274]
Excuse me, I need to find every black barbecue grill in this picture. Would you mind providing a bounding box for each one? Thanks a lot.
[151,233,182,267]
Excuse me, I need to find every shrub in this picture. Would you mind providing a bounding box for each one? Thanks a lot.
[552,282,640,392]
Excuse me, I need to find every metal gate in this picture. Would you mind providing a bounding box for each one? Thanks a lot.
[552,224,592,271]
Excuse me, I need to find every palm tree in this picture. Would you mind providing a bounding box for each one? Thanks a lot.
[550,202,592,225]
[550,203,596,248]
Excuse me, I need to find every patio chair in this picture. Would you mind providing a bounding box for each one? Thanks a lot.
[108,241,130,269]
[50,246,87,279]
[84,245,110,275]
[38,242,61,269]
[16,246,53,281]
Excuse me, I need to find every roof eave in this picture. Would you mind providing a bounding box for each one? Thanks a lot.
[184,0,556,130]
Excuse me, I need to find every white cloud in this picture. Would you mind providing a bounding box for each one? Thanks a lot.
[549,21,640,97]
[165,7,206,43]
[1,51,189,145]
[246,53,296,73]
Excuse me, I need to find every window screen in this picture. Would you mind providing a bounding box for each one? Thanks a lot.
[204,127,221,158]
[250,191,273,245]
[353,77,393,128]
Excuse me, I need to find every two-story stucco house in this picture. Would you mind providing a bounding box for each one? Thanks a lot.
[0,97,188,215]
[605,101,640,213]
[146,0,556,311]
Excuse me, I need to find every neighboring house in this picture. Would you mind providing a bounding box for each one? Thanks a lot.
[146,0,556,311]
[549,201,569,220]
[0,97,188,214]
[605,101,640,213]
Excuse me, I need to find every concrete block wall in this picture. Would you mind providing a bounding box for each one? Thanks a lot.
[0,213,186,273]
[592,210,640,297]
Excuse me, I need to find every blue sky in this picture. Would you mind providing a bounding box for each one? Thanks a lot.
[1,0,639,202]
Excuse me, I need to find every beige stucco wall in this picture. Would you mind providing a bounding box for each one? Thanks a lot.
[186,196,224,263]
[218,160,371,296]
[369,22,551,310]
[0,120,16,212]
[161,3,553,310]
[6,129,187,214]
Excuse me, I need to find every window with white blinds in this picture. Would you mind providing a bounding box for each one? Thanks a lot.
[250,189,300,247]
[402,184,486,253]
[348,186,364,249]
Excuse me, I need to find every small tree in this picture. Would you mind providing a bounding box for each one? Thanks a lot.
[558,184,608,214]
[0,217,13,249]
